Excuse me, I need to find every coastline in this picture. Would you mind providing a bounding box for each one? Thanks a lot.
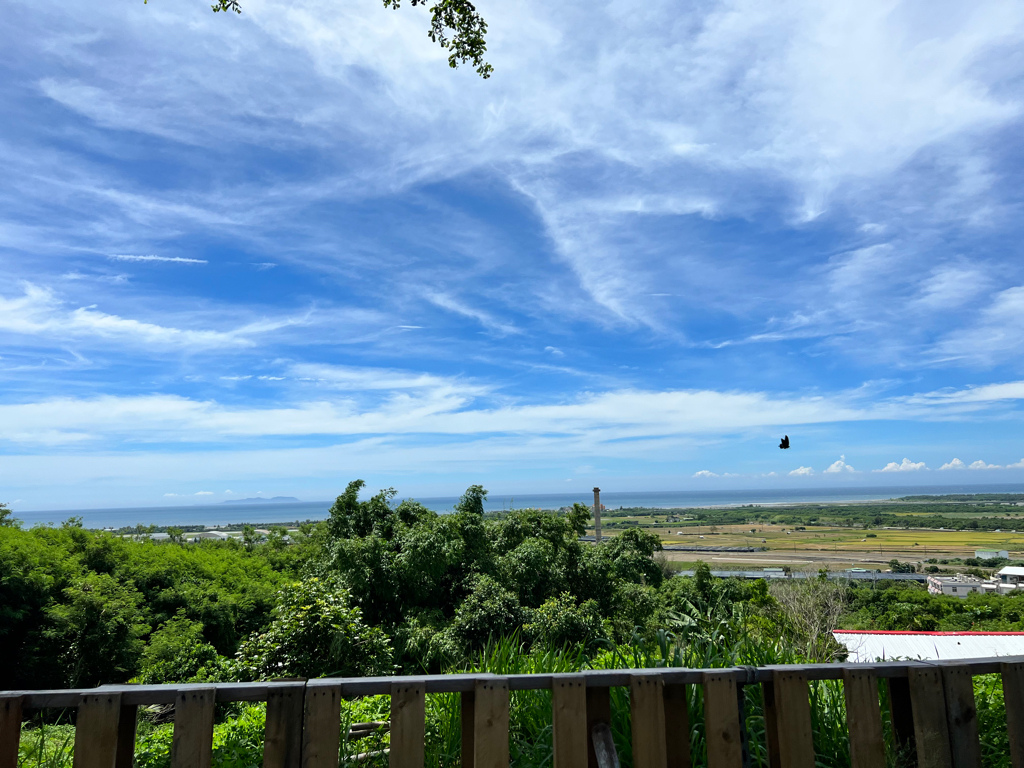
[12,482,1024,529]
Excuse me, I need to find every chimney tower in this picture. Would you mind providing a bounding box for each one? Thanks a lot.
[593,487,602,543]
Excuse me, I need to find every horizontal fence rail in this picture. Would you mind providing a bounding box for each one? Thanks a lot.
[5,656,1024,768]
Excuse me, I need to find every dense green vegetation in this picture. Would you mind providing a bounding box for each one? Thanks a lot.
[0,511,301,690]
[845,581,1024,631]
[3,490,1020,768]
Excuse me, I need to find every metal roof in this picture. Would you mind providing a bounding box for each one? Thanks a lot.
[998,566,1024,576]
[834,630,1024,662]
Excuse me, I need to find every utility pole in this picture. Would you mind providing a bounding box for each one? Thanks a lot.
[593,487,602,544]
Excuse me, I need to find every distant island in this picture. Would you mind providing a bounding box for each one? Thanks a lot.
[220,496,302,504]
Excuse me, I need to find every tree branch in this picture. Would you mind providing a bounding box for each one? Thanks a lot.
[208,0,493,77]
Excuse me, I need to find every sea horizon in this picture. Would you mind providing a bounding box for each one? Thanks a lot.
[12,482,1024,530]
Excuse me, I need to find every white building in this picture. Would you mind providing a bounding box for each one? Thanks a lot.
[927,573,985,597]
[976,549,1009,559]
[993,566,1024,590]
[834,631,1024,662]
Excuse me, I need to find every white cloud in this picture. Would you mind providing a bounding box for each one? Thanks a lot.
[424,293,522,336]
[969,460,1001,470]
[544,346,564,357]
[1007,459,1024,469]
[931,287,1024,364]
[0,282,306,350]
[823,456,856,473]
[789,466,814,476]
[108,254,207,264]
[0,385,869,446]
[693,470,719,478]
[3,0,1022,362]
[875,458,927,473]
[940,458,966,470]
[908,382,1024,405]
[2,0,1022,351]
[289,363,485,395]
[5,376,1024,448]
[195,491,213,495]
[913,265,991,311]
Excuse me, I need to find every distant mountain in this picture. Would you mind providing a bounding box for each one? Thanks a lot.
[221,497,302,504]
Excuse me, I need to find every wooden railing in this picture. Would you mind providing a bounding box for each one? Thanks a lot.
[4,656,1024,768]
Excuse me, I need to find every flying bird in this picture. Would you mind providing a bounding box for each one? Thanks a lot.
[779,435,790,449]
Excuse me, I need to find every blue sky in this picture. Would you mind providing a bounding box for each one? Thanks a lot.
[4,0,1024,510]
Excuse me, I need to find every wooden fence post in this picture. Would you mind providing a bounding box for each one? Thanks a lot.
[473,678,509,768]
[74,692,123,768]
[391,680,426,768]
[842,669,885,768]
[772,671,814,768]
[1003,662,1024,768]
[302,682,342,768]
[630,674,667,768]
[0,694,23,768]
[908,667,952,768]
[941,666,980,768]
[702,672,743,768]
[552,675,587,768]
[171,687,216,768]
[265,682,306,768]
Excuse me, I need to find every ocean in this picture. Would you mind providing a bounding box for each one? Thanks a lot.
[15,482,1024,530]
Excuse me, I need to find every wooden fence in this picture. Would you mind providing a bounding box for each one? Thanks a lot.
[4,656,1024,768]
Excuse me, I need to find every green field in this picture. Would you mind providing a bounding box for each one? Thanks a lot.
[574,496,1024,570]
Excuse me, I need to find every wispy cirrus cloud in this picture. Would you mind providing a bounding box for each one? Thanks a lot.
[0,283,266,349]
[423,293,523,337]
[6,377,1024,449]
[930,286,1024,365]
[0,283,322,351]
[108,254,207,264]
[289,363,488,396]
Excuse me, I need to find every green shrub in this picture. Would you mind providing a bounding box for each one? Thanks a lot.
[233,577,393,680]
[524,592,607,649]
[137,611,221,684]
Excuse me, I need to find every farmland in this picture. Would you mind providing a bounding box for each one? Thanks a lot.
[575,495,1024,571]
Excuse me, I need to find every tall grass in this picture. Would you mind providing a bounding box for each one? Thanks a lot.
[17,719,75,768]
[420,627,840,768]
